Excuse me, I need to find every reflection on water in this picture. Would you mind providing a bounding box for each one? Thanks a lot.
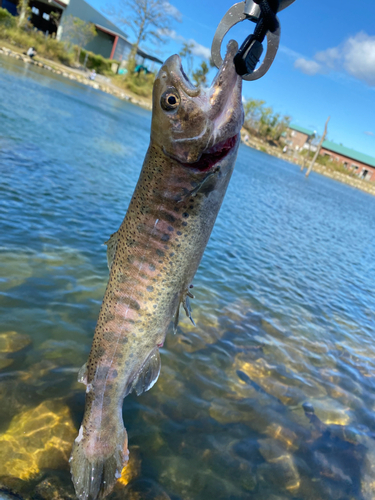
[1,54,375,500]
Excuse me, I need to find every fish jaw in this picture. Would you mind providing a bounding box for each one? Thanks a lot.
[151,40,243,166]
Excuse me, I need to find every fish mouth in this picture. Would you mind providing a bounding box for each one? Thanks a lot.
[181,134,239,172]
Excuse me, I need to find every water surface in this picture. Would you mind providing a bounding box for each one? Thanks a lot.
[1,54,375,500]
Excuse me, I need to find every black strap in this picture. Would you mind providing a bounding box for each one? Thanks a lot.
[234,0,280,76]
[253,0,280,43]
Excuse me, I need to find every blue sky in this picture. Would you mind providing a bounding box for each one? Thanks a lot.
[87,0,375,157]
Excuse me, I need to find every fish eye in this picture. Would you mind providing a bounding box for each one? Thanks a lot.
[161,88,180,112]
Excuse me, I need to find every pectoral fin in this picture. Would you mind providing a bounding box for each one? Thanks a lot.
[182,286,195,326]
[78,362,87,385]
[104,231,119,270]
[130,348,161,396]
[173,286,196,332]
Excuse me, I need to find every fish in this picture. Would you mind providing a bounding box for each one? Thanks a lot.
[70,39,243,500]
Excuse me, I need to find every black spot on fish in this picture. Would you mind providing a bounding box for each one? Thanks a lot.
[166,214,176,223]
[96,366,110,380]
[177,231,182,236]
[96,346,105,357]
[182,212,189,218]
[156,249,165,257]
[117,297,141,311]
[112,370,118,379]
[147,286,154,292]
[104,312,115,322]
[167,226,174,232]
[182,222,188,226]
[149,264,156,271]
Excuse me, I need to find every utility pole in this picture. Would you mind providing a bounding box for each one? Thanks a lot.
[306,117,330,178]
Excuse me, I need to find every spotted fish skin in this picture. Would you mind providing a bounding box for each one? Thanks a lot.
[70,40,243,500]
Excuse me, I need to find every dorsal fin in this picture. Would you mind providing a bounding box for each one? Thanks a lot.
[131,349,161,396]
[104,231,119,270]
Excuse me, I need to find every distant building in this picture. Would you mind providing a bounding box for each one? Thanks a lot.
[321,141,375,181]
[286,124,315,151]
[1,0,163,65]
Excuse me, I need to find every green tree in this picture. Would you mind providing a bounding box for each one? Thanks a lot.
[244,98,265,130]
[106,0,180,67]
[17,0,31,28]
[192,60,209,87]
[61,15,96,62]
[179,42,194,77]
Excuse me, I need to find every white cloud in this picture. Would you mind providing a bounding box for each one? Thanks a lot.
[294,58,322,75]
[364,131,374,136]
[292,32,375,87]
[162,2,182,22]
[161,29,211,60]
[342,33,375,86]
[315,47,340,68]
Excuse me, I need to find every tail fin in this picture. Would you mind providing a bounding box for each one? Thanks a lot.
[70,425,128,500]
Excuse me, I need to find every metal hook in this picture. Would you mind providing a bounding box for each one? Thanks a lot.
[211,0,295,81]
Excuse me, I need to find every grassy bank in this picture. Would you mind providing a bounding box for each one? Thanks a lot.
[0,8,74,65]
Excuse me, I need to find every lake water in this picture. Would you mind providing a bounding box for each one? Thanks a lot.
[1,54,375,500]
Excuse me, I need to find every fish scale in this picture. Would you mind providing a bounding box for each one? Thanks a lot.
[70,40,243,500]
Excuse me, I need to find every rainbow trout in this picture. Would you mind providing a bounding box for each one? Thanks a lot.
[70,40,243,500]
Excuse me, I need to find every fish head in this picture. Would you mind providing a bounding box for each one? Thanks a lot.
[151,40,244,170]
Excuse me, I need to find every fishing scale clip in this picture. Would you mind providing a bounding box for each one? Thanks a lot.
[211,0,295,81]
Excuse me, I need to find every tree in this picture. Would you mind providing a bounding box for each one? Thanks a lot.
[106,0,180,66]
[61,15,96,62]
[244,99,265,131]
[179,42,194,77]
[17,0,30,28]
[306,116,330,178]
[192,61,209,87]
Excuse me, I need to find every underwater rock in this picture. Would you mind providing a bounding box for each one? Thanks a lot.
[0,253,33,291]
[0,400,76,480]
[36,339,87,368]
[264,423,299,452]
[0,331,31,354]
[260,318,288,340]
[257,442,300,493]
[116,446,141,488]
[304,398,352,426]
[167,308,222,354]
[0,488,24,500]
[34,475,75,500]
[0,331,32,371]
[116,479,171,500]
[0,359,13,371]
[233,355,305,406]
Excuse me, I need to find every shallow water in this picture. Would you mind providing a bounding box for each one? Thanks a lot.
[1,54,375,500]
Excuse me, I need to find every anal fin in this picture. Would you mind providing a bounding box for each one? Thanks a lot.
[104,231,119,270]
[131,348,161,396]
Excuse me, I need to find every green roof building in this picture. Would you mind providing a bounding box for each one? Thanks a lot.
[321,140,375,182]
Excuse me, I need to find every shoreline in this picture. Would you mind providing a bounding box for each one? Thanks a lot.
[240,133,375,198]
[0,44,153,110]
[1,44,375,198]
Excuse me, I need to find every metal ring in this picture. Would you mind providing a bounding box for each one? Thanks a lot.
[211,2,248,70]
